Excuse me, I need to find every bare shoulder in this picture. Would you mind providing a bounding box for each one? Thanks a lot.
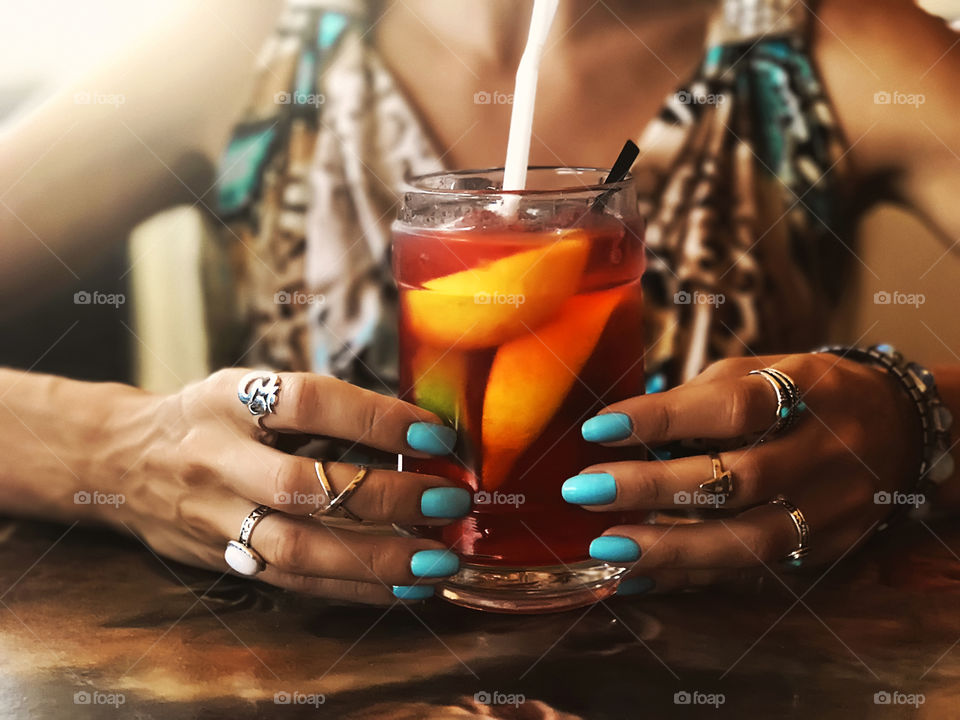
[810,0,959,181]
[812,0,956,63]
[812,0,960,236]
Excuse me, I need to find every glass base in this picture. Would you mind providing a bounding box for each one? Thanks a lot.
[438,560,627,614]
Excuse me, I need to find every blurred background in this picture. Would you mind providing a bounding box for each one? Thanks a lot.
[1,0,959,388]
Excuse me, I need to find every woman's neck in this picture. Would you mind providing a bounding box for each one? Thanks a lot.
[388,0,714,71]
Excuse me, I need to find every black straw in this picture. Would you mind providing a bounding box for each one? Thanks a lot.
[603,139,639,183]
[593,139,639,211]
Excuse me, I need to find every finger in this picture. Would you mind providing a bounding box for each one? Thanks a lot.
[225,508,460,587]
[592,473,845,572]
[320,461,472,524]
[580,373,776,447]
[564,423,820,510]
[589,505,804,571]
[222,369,456,457]
[618,516,871,594]
[609,479,866,584]
[228,442,471,522]
[269,374,456,456]
[682,355,786,387]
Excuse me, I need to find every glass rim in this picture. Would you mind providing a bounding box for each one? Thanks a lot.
[399,165,633,197]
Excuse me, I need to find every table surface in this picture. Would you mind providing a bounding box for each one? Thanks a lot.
[1,517,959,719]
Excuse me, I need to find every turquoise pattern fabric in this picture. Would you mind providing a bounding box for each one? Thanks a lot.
[215,8,353,219]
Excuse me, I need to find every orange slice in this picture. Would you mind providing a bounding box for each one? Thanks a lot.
[480,287,625,490]
[404,232,589,349]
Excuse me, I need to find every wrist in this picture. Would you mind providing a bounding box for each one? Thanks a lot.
[0,370,157,526]
[817,345,954,519]
[78,381,162,528]
[869,363,924,490]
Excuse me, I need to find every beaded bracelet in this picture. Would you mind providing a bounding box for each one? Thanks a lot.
[816,343,954,522]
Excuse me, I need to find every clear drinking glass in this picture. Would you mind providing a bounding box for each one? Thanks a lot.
[393,167,646,613]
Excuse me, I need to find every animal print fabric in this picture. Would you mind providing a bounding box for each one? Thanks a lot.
[215,1,849,393]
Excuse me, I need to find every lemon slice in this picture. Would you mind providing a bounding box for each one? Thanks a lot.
[480,287,625,491]
[404,232,589,349]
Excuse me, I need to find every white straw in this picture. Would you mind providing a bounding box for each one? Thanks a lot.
[501,0,559,205]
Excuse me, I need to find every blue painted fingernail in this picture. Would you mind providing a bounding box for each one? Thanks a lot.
[617,577,655,596]
[392,584,434,600]
[581,413,632,443]
[421,487,471,518]
[410,549,459,578]
[589,535,641,563]
[406,422,457,455]
[562,473,617,505]
[651,448,672,461]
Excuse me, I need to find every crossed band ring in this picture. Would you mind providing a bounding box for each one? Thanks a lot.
[309,461,369,522]
[748,367,806,436]
[238,370,281,431]
[224,504,275,576]
[768,494,811,567]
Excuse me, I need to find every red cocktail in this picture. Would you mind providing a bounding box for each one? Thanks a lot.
[393,167,645,612]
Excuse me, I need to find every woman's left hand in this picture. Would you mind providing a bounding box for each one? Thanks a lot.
[563,354,924,593]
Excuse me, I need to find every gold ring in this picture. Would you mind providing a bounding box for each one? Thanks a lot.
[698,452,734,499]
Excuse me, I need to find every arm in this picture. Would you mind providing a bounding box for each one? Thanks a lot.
[0,370,142,525]
[811,0,960,498]
[0,0,283,318]
[0,366,468,603]
[814,0,960,240]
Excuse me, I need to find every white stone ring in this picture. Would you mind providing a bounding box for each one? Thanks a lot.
[224,505,275,576]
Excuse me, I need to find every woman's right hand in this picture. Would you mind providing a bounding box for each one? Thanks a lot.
[92,369,469,604]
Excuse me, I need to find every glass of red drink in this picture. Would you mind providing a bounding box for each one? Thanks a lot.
[393,167,645,613]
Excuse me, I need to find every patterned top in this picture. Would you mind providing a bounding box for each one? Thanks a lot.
[214,0,850,393]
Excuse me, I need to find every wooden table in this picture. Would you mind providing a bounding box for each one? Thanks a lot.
[2,517,959,718]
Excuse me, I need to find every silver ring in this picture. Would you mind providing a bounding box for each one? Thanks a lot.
[748,367,806,435]
[768,494,810,567]
[308,462,367,522]
[224,505,275,576]
[238,371,281,418]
